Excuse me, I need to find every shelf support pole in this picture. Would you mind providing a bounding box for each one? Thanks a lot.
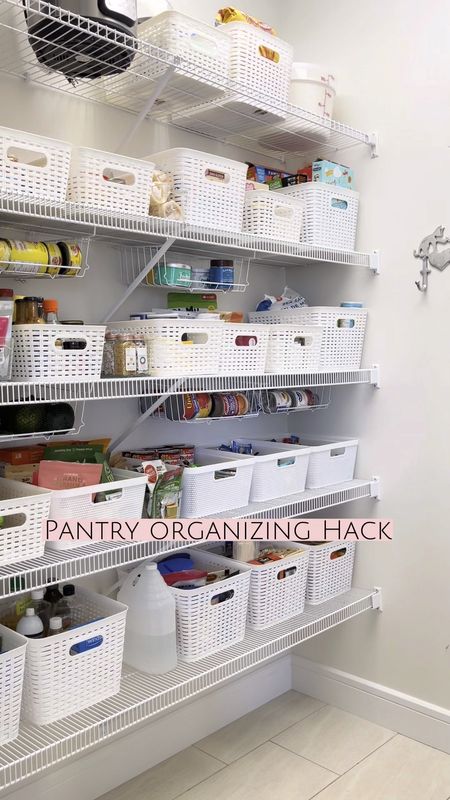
[101,237,176,323]
[117,65,176,153]
[108,380,185,454]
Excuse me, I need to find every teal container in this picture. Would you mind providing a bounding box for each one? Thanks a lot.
[153,263,191,288]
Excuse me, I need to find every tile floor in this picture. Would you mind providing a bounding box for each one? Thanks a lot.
[100,691,450,800]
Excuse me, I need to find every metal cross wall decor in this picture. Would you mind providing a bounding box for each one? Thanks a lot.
[414,226,450,291]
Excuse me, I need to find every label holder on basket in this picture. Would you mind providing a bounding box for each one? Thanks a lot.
[204,168,230,185]
[70,634,104,656]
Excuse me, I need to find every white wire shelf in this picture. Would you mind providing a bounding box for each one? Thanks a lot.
[0,478,379,598]
[0,368,380,406]
[0,0,377,160]
[0,586,380,791]
[0,194,379,271]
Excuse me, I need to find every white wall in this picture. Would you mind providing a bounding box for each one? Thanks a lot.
[275,0,450,710]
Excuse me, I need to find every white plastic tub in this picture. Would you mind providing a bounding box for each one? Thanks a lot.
[301,541,356,604]
[278,182,359,251]
[289,62,336,118]
[299,434,359,488]
[265,324,323,373]
[180,448,255,517]
[0,479,52,567]
[0,625,27,746]
[220,323,269,375]
[243,191,303,242]
[12,324,106,381]
[0,126,71,202]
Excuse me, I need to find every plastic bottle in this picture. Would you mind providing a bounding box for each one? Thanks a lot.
[48,616,63,636]
[28,589,51,633]
[43,584,63,616]
[118,562,177,675]
[16,607,44,638]
[55,584,80,629]
[43,299,59,324]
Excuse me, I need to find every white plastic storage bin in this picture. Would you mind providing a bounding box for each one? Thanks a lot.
[223,22,293,105]
[46,469,147,551]
[107,318,223,377]
[298,434,359,489]
[289,63,336,118]
[265,324,323,373]
[166,550,251,661]
[0,126,71,202]
[301,541,356,604]
[243,192,303,242]
[180,448,255,517]
[0,479,52,567]
[147,148,247,232]
[0,625,27,746]
[208,439,310,502]
[278,182,359,250]
[67,147,154,216]
[224,543,309,629]
[18,588,127,725]
[128,12,231,107]
[220,323,269,375]
[249,307,367,370]
[12,324,106,381]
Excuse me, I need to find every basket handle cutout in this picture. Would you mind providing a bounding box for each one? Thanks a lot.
[70,634,104,655]
[102,167,136,187]
[213,468,237,480]
[234,335,257,347]
[277,564,297,580]
[91,488,124,504]
[336,318,355,328]
[258,45,280,63]
[331,198,348,211]
[293,335,312,347]
[52,336,89,354]
[276,456,296,468]
[0,511,27,532]
[330,447,346,457]
[274,205,294,219]
[189,32,219,57]
[6,145,48,169]
[210,588,234,605]
[204,168,230,184]
[330,547,347,560]
[180,332,208,344]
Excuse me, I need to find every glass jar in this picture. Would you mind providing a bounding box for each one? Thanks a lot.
[15,297,42,324]
[134,335,149,375]
[102,332,118,377]
[114,334,137,377]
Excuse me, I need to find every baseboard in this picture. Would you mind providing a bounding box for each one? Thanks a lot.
[6,655,291,800]
[292,654,450,754]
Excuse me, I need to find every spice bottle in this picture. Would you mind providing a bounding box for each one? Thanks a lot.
[43,299,59,324]
[48,616,63,637]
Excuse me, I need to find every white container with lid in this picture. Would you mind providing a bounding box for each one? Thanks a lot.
[289,62,336,118]
[16,608,44,639]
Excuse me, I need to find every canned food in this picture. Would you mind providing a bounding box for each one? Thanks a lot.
[235,393,249,416]
[165,394,198,421]
[263,390,293,413]
[45,242,63,277]
[196,393,213,418]
[58,242,82,276]
[6,240,48,273]
[212,393,240,417]
[0,239,11,266]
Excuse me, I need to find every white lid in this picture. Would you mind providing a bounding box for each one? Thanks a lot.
[145,563,157,571]
[49,616,63,630]
[25,607,35,617]
[291,62,336,88]
[31,589,44,600]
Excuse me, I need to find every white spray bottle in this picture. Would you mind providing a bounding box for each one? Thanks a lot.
[118,562,177,675]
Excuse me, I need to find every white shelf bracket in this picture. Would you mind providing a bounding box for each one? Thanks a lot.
[117,65,176,153]
[108,379,185,454]
[371,586,383,610]
[370,364,381,388]
[370,250,381,274]
[369,131,379,158]
[102,237,176,323]
[370,476,381,499]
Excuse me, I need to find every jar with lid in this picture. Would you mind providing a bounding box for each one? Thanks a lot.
[114,333,137,377]
[134,335,149,375]
[15,297,45,324]
[102,331,118,377]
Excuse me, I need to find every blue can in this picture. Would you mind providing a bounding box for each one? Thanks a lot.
[208,260,234,291]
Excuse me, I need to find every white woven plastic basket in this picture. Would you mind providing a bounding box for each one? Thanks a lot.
[181,448,255,517]
[12,324,106,381]
[278,183,359,250]
[107,318,223,377]
[67,147,154,216]
[17,588,126,725]
[222,543,309,630]
[167,550,251,661]
[125,11,231,107]
[0,126,71,202]
[147,148,247,231]
[0,625,27,746]
[208,439,310,502]
[0,479,52,567]
[45,469,147,551]
[223,22,293,104]
[249,307,367,369]
[265,324,323,373]
[301,541,356,604]
[299,434,359,489]
[220,323,269,375]
[243,192,303,242]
